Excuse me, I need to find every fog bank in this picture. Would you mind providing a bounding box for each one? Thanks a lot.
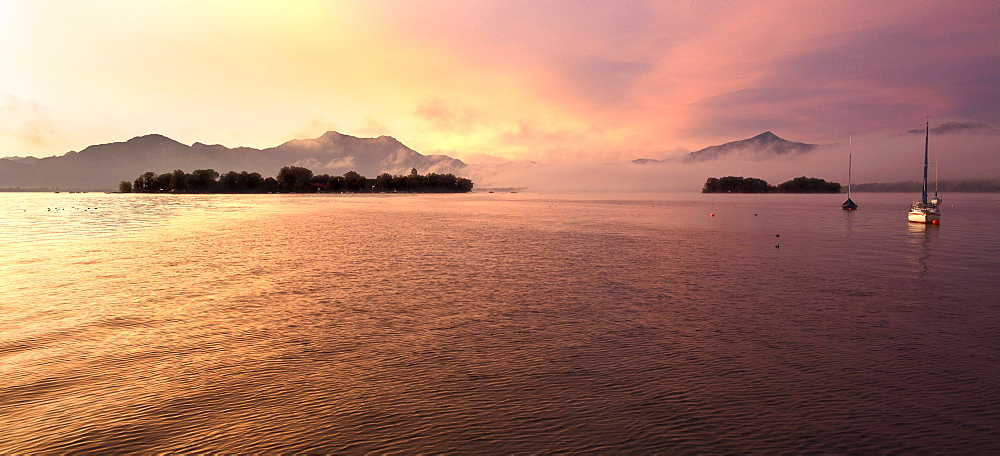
[466,130,997,192]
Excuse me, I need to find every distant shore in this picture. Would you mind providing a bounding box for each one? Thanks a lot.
[853,180,998,193]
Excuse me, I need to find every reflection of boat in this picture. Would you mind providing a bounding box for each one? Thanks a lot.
[908,121,941,224]
[906,222,935,278]
[842,135,857,210]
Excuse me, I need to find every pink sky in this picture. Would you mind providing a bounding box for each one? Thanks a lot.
[0,0,995,164]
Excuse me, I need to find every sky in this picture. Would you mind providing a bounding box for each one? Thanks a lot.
[0,0,996,170]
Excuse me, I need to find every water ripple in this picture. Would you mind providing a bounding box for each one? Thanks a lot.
[0,193,997,452]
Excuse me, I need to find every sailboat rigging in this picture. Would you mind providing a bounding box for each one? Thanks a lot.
[929,162,943,205]
[907,120,941,224]
[842,135,857,210]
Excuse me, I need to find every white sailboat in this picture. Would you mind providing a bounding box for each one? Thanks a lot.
[842,135,857,210]
[908,121,941,224]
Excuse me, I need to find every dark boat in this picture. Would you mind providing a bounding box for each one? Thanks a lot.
[842,135,858,210]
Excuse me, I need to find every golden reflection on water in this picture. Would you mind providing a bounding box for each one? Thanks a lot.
[1,192,998,453]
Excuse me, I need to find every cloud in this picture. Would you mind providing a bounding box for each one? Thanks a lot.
[560,57,654,108]
[293,118,340,141]
[907,122,999,136]
[413,97,487,134]
[659,1,997,144]
[356,117,393,137]
[2,1,996,164]
[0,93,64,152]
[324,157,356,169]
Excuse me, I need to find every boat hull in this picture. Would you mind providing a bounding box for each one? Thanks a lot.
[908,208,941,223]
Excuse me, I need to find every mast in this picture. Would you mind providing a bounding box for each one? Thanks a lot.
[921,120,929,204]
[848,135,852,199]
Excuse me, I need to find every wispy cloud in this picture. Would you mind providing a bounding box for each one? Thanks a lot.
[907,122,1000,136]
[0,93,64,155]
[0,1,995,167]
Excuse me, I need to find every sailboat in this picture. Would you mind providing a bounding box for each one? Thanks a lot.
[842,135,857,210]
[907,121,941,224]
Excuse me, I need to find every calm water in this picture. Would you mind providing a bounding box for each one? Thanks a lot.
[1,191,998,453]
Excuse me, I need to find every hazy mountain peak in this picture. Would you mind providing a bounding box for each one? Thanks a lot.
[633,131,819,164]
[125,133,186,147]
[3,129,466,190]
[318,130,351,140]
[314,131,404,146]
[751,131,782,141]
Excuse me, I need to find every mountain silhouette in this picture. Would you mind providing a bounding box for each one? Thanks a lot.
[633,131,821,164]
[0,132,465,190]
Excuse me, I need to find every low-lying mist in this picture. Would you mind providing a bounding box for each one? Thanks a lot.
[465,130,997,192]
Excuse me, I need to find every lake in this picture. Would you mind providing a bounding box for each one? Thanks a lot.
[1,191,998,453]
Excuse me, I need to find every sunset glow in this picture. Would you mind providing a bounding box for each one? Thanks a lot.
[1,0,995,163]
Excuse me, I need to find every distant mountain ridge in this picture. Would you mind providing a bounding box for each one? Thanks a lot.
[0,131,466,190]
[633,131,822,164]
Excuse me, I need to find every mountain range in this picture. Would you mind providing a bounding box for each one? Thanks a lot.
[0,131,466,190]
[633,131,823,164]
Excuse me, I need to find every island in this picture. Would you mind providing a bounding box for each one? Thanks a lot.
[702,176,841,193]
[120,167,474,194]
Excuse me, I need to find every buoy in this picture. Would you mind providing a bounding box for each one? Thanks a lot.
[710,212,715,217]
[932,219,939,225]
[775,234,780,237]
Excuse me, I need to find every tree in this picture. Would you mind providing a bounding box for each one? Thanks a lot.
[133,171,157,192]
[702,176,770,193]
[324,175,345,193]
[375,173,393,192]
[186,169,220,193]
[277,166,313,192]
[119,181,133,193]
[775,176,841,193]
[343,170,366,192]
[219,171,240,193]
[456,177,474,192]
[263,177,279,193]
[170,169,188,192]
[243,171,264,193]
[311,174,331,193]
[123,166,474,194]
[702,177,720,193]
[155,173,172,191]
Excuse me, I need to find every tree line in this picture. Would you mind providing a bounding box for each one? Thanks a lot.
[120,167,474,194]
[703,176,842,193]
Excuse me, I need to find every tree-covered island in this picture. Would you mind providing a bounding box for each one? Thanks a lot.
[703,176,842,193]
[121,166,473,194]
